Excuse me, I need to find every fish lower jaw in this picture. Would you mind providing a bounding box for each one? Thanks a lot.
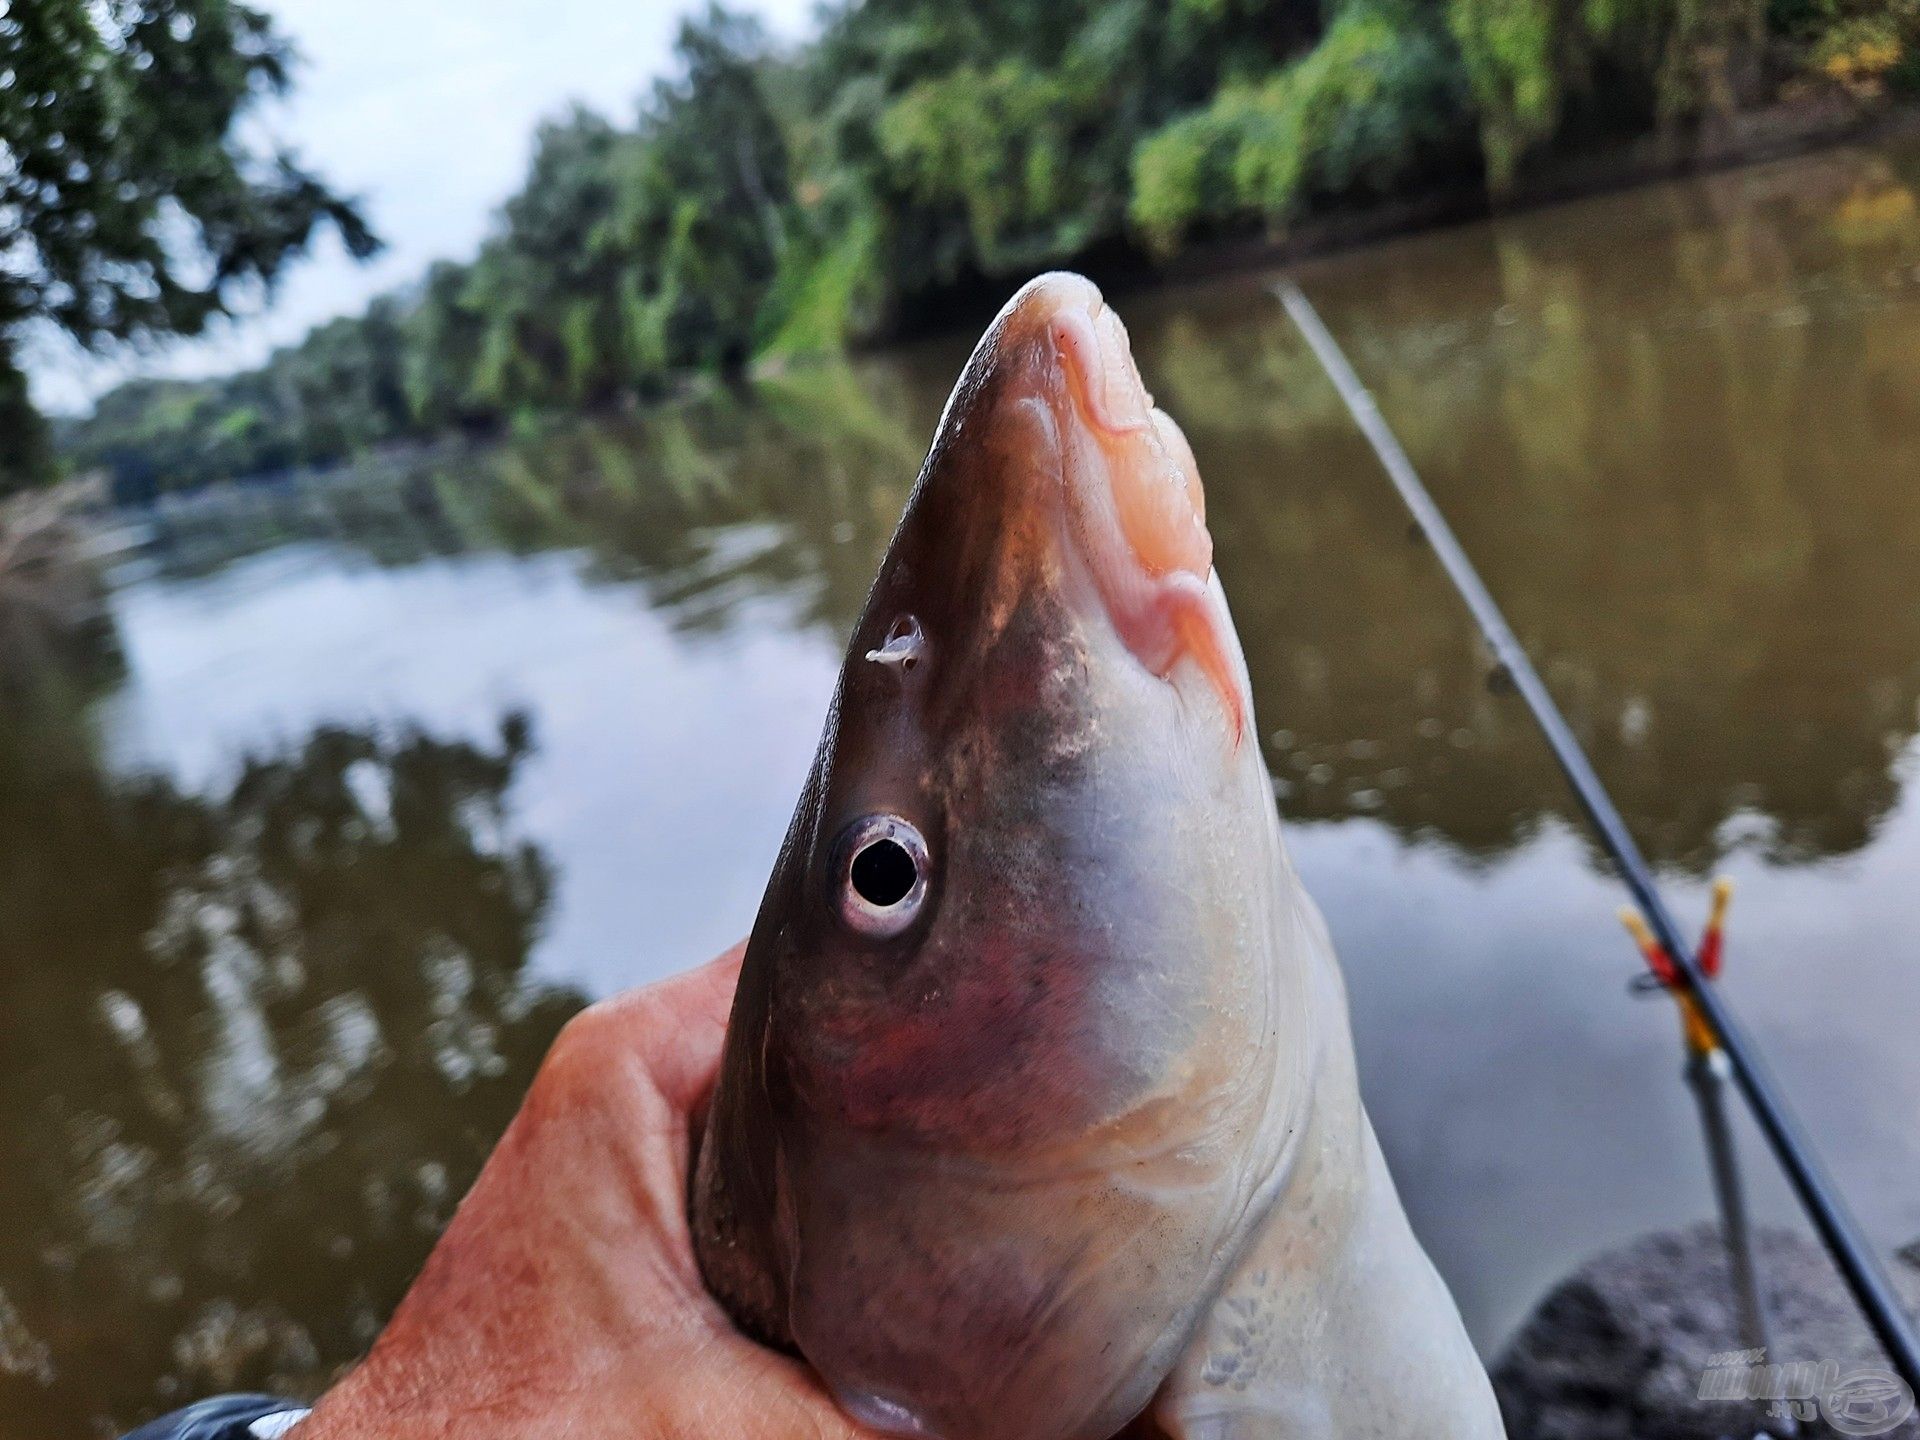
[1121,568,1244,744]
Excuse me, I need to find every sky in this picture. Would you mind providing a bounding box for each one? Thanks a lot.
[26,0,816,414]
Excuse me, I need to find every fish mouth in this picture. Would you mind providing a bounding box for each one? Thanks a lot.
[1008,273,1246,742]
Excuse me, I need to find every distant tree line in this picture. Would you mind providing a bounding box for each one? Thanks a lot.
[50,0,1920,500]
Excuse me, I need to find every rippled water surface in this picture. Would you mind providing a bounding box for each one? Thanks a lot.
[7,140,1920,1434]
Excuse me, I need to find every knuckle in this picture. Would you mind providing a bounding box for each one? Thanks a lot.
[537,996,635,1100]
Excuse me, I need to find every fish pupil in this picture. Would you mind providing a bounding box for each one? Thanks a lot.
[850,838,917,908]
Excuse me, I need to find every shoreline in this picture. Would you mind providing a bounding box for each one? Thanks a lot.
[1160,94,1907,287]
[71,93,1920,503]
[830,92,1917,349]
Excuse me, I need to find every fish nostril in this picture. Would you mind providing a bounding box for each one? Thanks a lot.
[866,614,926,673]
[851,839,916,907]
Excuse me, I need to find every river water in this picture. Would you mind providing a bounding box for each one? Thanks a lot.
[5,139,1920,1434]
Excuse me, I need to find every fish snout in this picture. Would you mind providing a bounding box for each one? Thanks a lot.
[997,273,1243,741]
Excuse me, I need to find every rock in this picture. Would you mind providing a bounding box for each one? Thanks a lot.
[1493,1224,1920,1440]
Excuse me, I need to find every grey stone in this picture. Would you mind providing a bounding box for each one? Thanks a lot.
[1493,1224,1920,1440]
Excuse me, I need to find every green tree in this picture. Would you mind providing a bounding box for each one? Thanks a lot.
[1132,1,1470,254]
[450,7,794,417]
[615,4,794,375]
[1444,0,1773,187]
[281,297,412,463]
[0,0,377,493]
[781,0,1297,337]
[404,262,491,433]
[464,106,629,414]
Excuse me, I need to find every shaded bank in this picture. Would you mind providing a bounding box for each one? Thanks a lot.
[1151,93,1911,291]
[0,479,121,720]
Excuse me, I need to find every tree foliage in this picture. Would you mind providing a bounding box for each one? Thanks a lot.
[1,0,377,493]
[1133,2,1470,254]
[55,0,1920,496]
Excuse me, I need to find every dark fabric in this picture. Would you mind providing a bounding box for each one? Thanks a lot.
[121,1394,306,1440]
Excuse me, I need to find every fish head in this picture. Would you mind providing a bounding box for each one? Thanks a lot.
[697,273,1307,1440]
[779,272,1273,1146]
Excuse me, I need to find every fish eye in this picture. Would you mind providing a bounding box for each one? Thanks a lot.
[833,815,930,938]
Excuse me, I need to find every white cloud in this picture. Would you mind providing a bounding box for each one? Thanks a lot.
[27,0,817,414]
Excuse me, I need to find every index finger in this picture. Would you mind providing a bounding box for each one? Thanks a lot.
[588,940,747,1116]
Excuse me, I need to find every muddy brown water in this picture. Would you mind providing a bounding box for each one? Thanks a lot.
[5,139,1920,1435]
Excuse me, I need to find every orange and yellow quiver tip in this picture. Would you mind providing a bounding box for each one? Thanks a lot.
[1619,877,1734,1057]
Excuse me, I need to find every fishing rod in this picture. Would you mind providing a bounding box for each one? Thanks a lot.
[1275,281,1920,1390]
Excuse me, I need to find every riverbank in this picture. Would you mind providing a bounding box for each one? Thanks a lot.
[266,92,1920,497]
[951,92,1919,314]
[0,477,119,705]
[30,90,1920,520]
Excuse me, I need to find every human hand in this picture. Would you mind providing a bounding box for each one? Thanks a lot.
[299,945,877,1440]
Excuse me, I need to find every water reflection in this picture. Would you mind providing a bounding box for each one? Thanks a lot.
[135,361,939,646]
[1135,145,1920,871]
[0,718,580,1435]
[130,142,1920,875]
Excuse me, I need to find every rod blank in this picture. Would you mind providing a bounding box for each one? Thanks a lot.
[1276,280,1920,1388]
